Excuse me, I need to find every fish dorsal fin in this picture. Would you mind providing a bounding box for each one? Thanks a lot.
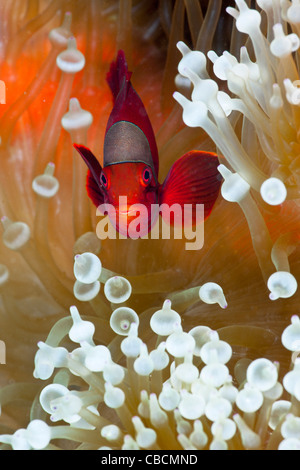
[105,50,159,177]
[106,49,132,101]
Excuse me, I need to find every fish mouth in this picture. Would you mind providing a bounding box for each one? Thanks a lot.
[115,204,152,217]
[116,208,137,216]
[106,205,159,238]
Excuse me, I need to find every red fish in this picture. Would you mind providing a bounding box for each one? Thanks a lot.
[74,50,221,238]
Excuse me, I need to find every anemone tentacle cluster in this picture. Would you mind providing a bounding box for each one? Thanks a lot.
[174,0,300,301]
[0,0,299,452]
[0,274,299,450]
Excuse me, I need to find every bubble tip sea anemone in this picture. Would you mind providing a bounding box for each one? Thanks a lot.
[1,295,300,450]
[0,0,300,451]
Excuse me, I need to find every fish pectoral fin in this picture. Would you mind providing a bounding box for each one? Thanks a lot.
[159,150,222,225]
[86,169,105,207]
[73,143,102,182]
[73,143,105,207]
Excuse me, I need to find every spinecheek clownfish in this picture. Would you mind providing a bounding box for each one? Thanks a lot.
[74,50,221,237]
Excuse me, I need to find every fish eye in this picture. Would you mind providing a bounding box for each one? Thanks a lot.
[141,167,152,186]
[100,171,108,189]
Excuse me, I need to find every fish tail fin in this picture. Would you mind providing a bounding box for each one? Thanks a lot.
[106,50,132,101]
